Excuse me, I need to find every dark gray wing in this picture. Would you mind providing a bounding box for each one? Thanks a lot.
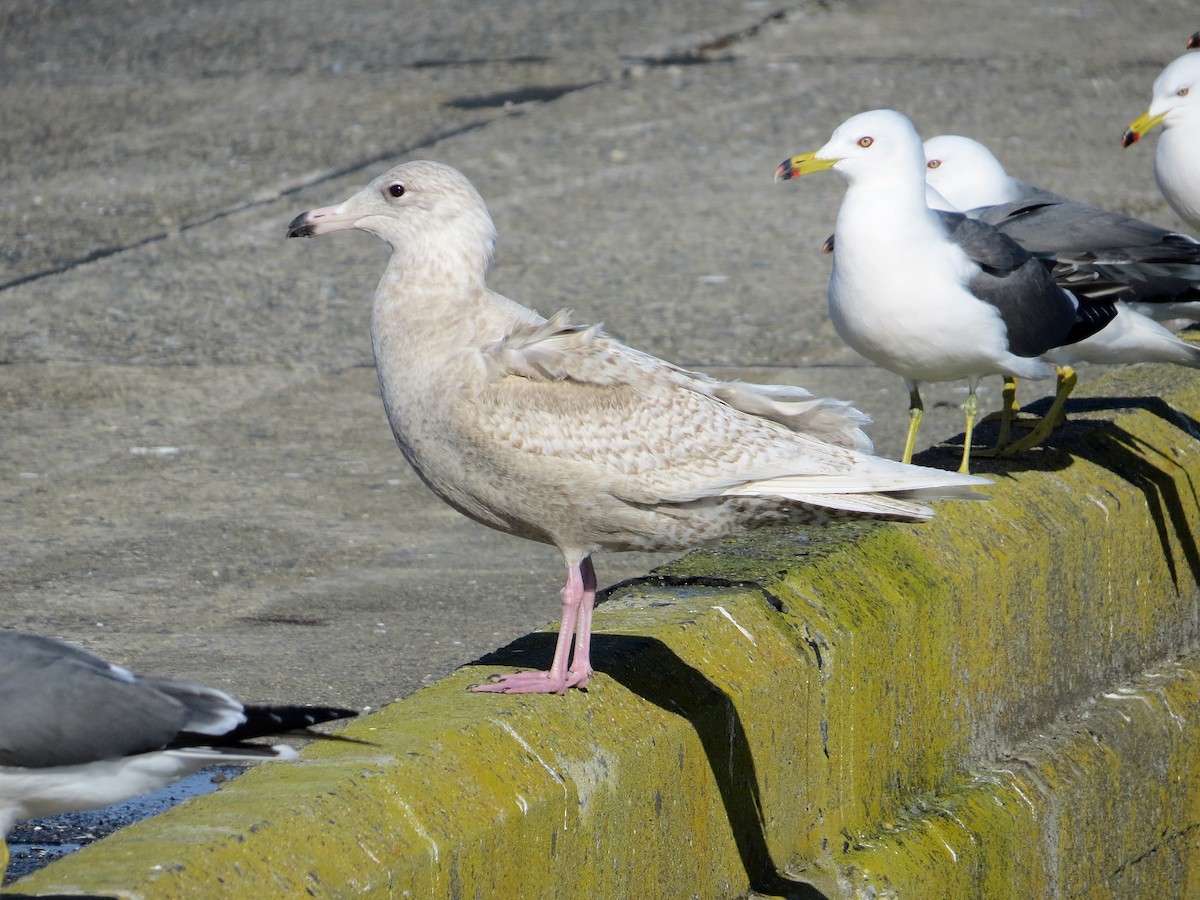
[0,630,191,767]
[0,630,358,767]
[1058,296,1119,347]
[973,197,1200,307]
[937,211,1078,357]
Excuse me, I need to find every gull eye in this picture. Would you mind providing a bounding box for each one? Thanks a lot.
[858,136,874,148]
[1178,87,1191,97]
[388,183,406,198]
[927,159,941,169]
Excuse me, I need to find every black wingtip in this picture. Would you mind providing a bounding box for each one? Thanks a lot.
[223,704,358,741]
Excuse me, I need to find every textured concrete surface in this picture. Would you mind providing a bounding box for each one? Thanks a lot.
[4,0,1200,894]
[8,362,1200,897]
[3,0,1194,711]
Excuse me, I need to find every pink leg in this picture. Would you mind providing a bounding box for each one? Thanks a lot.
[564,557,597,688]
[472,557,596,694]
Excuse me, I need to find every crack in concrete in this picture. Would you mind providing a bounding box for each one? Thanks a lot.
[0,117,502,294]
[1108,820,1200,880]
[1,6,793,295]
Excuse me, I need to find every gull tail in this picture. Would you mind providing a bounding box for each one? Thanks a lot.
[722,461,989,522]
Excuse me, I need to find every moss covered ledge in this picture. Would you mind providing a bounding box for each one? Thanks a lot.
[10,364,1200,899]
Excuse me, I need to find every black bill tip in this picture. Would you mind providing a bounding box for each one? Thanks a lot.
[286,211,316,238]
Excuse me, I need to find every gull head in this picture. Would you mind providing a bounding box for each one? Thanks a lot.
[287,161,498,271]
[775,109,926,187]
[923,135,1017,210]
[1123,51,1200,147]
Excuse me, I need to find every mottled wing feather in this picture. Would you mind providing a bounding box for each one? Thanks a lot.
[472,323,977,511]
[481,309,873,452]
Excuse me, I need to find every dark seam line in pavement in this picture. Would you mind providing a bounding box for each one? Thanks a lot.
[0,118,503,295]
[0,8,793,295]
[446,81,600,110]
[621,7,790,66]
[624,5,792,67]
[409,55,554,69]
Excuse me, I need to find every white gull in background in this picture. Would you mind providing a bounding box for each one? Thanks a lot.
[0,630,355,872]
[924,134,1200,323]
[1123,49,1200,232]
[921,134,1200,442]
[775,109,1095,473]
[286,160,986,695]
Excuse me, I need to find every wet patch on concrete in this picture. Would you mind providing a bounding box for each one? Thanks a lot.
[3,766,245,886]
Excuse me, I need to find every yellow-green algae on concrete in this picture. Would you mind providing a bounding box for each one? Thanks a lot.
[812,658,1200,898]
[9,365,1200,898]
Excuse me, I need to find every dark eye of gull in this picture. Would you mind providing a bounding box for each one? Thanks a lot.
[388,183,406,198]
[858,136,874,148]
[1178,87,1190,97]
[927,159,941,169]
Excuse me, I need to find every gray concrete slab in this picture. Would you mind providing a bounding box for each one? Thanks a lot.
[2,0,1197,718]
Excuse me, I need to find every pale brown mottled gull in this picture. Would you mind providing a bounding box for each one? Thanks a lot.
[286,160,987,695]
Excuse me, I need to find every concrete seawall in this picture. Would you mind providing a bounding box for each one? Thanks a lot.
[10,363,1200,898]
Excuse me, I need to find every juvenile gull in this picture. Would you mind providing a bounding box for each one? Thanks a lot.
[286,160,986,695]
[924,134,1200,322]
[0,630,355,871]
[1123,49,1200,232]
[776,109,1085,473]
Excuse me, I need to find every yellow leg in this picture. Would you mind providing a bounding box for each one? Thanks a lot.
[993,376,1017,450]
[901,384,923,465]
[958,389,978,475]
[997,366,1077,457]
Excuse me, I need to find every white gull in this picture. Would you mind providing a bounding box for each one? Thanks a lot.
[924,133,1200,324]
[921,134,1200,444]
[1123,49,1200,232]
[776,109,1082,472]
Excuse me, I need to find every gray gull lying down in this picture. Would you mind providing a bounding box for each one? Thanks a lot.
[0,629,356,871]
[286,160,986,695]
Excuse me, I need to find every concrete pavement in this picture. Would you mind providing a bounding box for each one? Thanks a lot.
[1,0,1195,717]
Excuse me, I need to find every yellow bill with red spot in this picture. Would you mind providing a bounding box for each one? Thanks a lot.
[1122,108,1168,148]
[774,150,839,182]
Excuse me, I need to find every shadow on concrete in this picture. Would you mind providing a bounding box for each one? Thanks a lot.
[1051,396,1200,590]
[951,394,1200,590]
[478,632,826,899]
